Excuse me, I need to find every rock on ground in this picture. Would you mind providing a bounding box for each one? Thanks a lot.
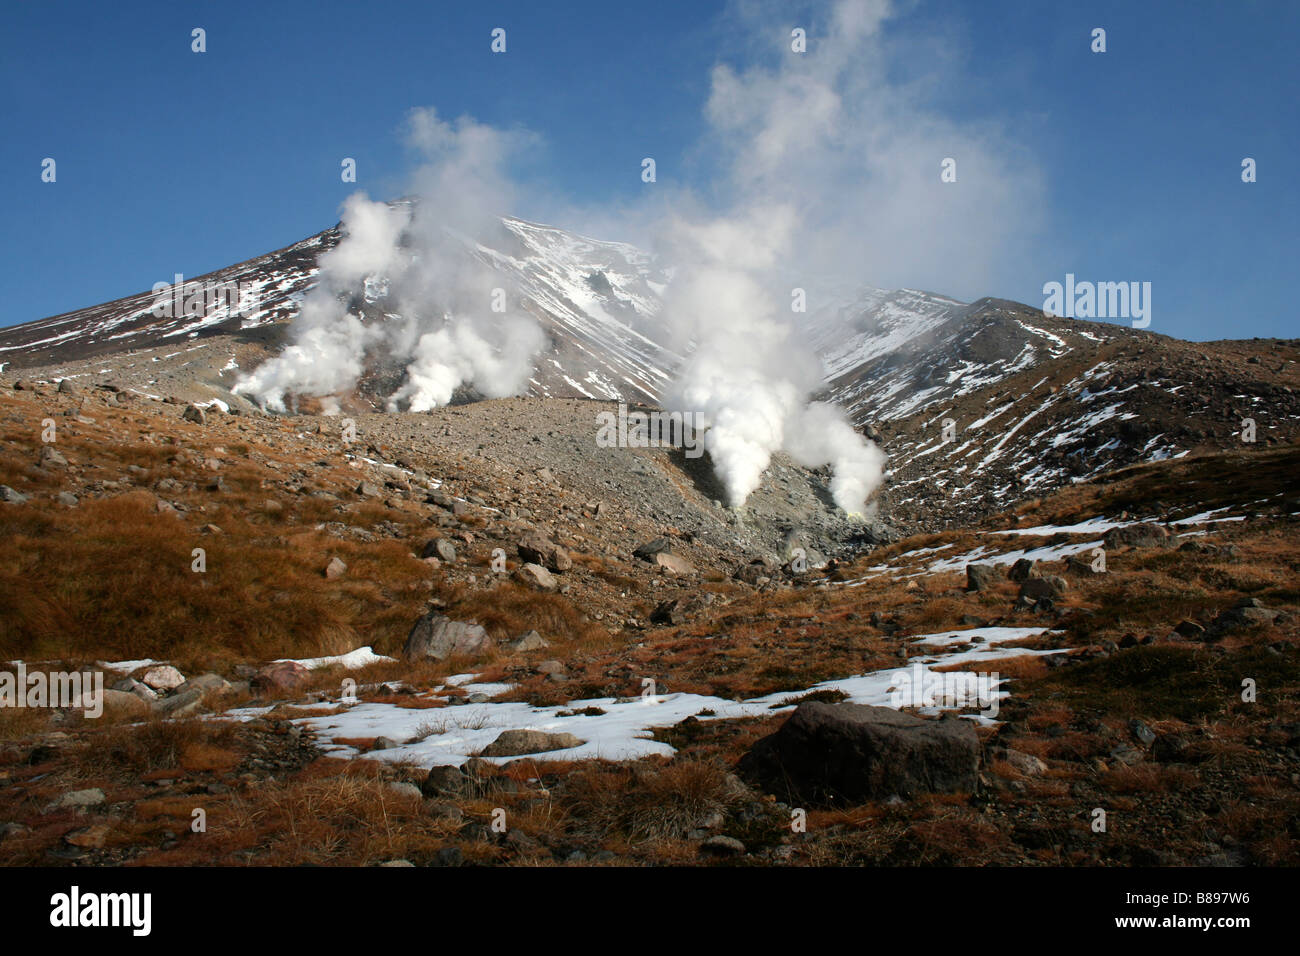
[479,729,584,757]
[737,701,980,805]
[517,530,572,572]
[403,611,491,662]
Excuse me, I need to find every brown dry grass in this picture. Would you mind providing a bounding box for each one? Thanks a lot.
[207,761,457,865]
[0,489,433,669]
[560,758,736,841]
[67,717,242,781]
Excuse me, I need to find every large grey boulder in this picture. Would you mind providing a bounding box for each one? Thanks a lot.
[966,563,998,592]
[1207,597,1279,637]
[1018,575,1068,603]
[513,563,558,591]
[517,530,572,572]
[737,702,980,805]
[403,611,491,662]
[421,538,458,563]
[1103,522,1169,550]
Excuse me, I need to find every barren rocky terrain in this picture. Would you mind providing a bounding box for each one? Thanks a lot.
[1,366,1297,867]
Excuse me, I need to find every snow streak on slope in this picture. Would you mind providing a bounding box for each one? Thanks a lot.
[822,299,1122,424]
[807,287,967,380]
[0,234,328,365]
[468,218,679,403]
[1,210,985,416]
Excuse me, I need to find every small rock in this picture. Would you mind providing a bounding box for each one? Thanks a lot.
[422,765,469,797]
[39,445,68,467]
[97,689,149,717]
[1108,743,1144,766]
[150,686,205,718]
[699,835,746,857]
[435,846,464,867]
[633,537,675,561]
[479,730,584,758]
[1129,719,1157,747]
[177,673,230,695]
[653,551,695,576]
[505,630,549,653]
[513,562,558,591]
[421,538,458,563]
[64,825,111,849]
[50,788,106,811]
[1153,734,1191,763]
[966,564,998,592]
[140,665,186,691]
[1000,748,1049,776]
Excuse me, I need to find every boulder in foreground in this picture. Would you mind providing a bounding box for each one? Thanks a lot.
[737,701,980,805]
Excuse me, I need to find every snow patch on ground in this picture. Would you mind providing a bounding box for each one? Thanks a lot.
[276,646,395,670]
[226,629,1067,767]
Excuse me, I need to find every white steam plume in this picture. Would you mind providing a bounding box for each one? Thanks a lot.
[658,208,883,513]
[234,194,407,410]
[647,0,1041,513]
[236,109,545,413]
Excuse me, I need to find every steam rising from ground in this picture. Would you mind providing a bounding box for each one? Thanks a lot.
[238,0,1039,515]
[656,207,886,512]
[652,0,1039,513]
[236,110,544,414]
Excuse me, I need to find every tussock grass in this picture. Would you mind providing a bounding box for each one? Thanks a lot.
[0,486,433,669]
[68,717,241,781]
[212,761,455,865]
[560,758,736,841]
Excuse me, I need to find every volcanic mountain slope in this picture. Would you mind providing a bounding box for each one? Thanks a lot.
[0,204,989,416]
[862,304,1300,531]
[0,213,679,407]
[0,231,329,368]
[3,207,1298,534]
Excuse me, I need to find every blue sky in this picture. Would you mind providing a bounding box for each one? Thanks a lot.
[2,0,1295,340]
